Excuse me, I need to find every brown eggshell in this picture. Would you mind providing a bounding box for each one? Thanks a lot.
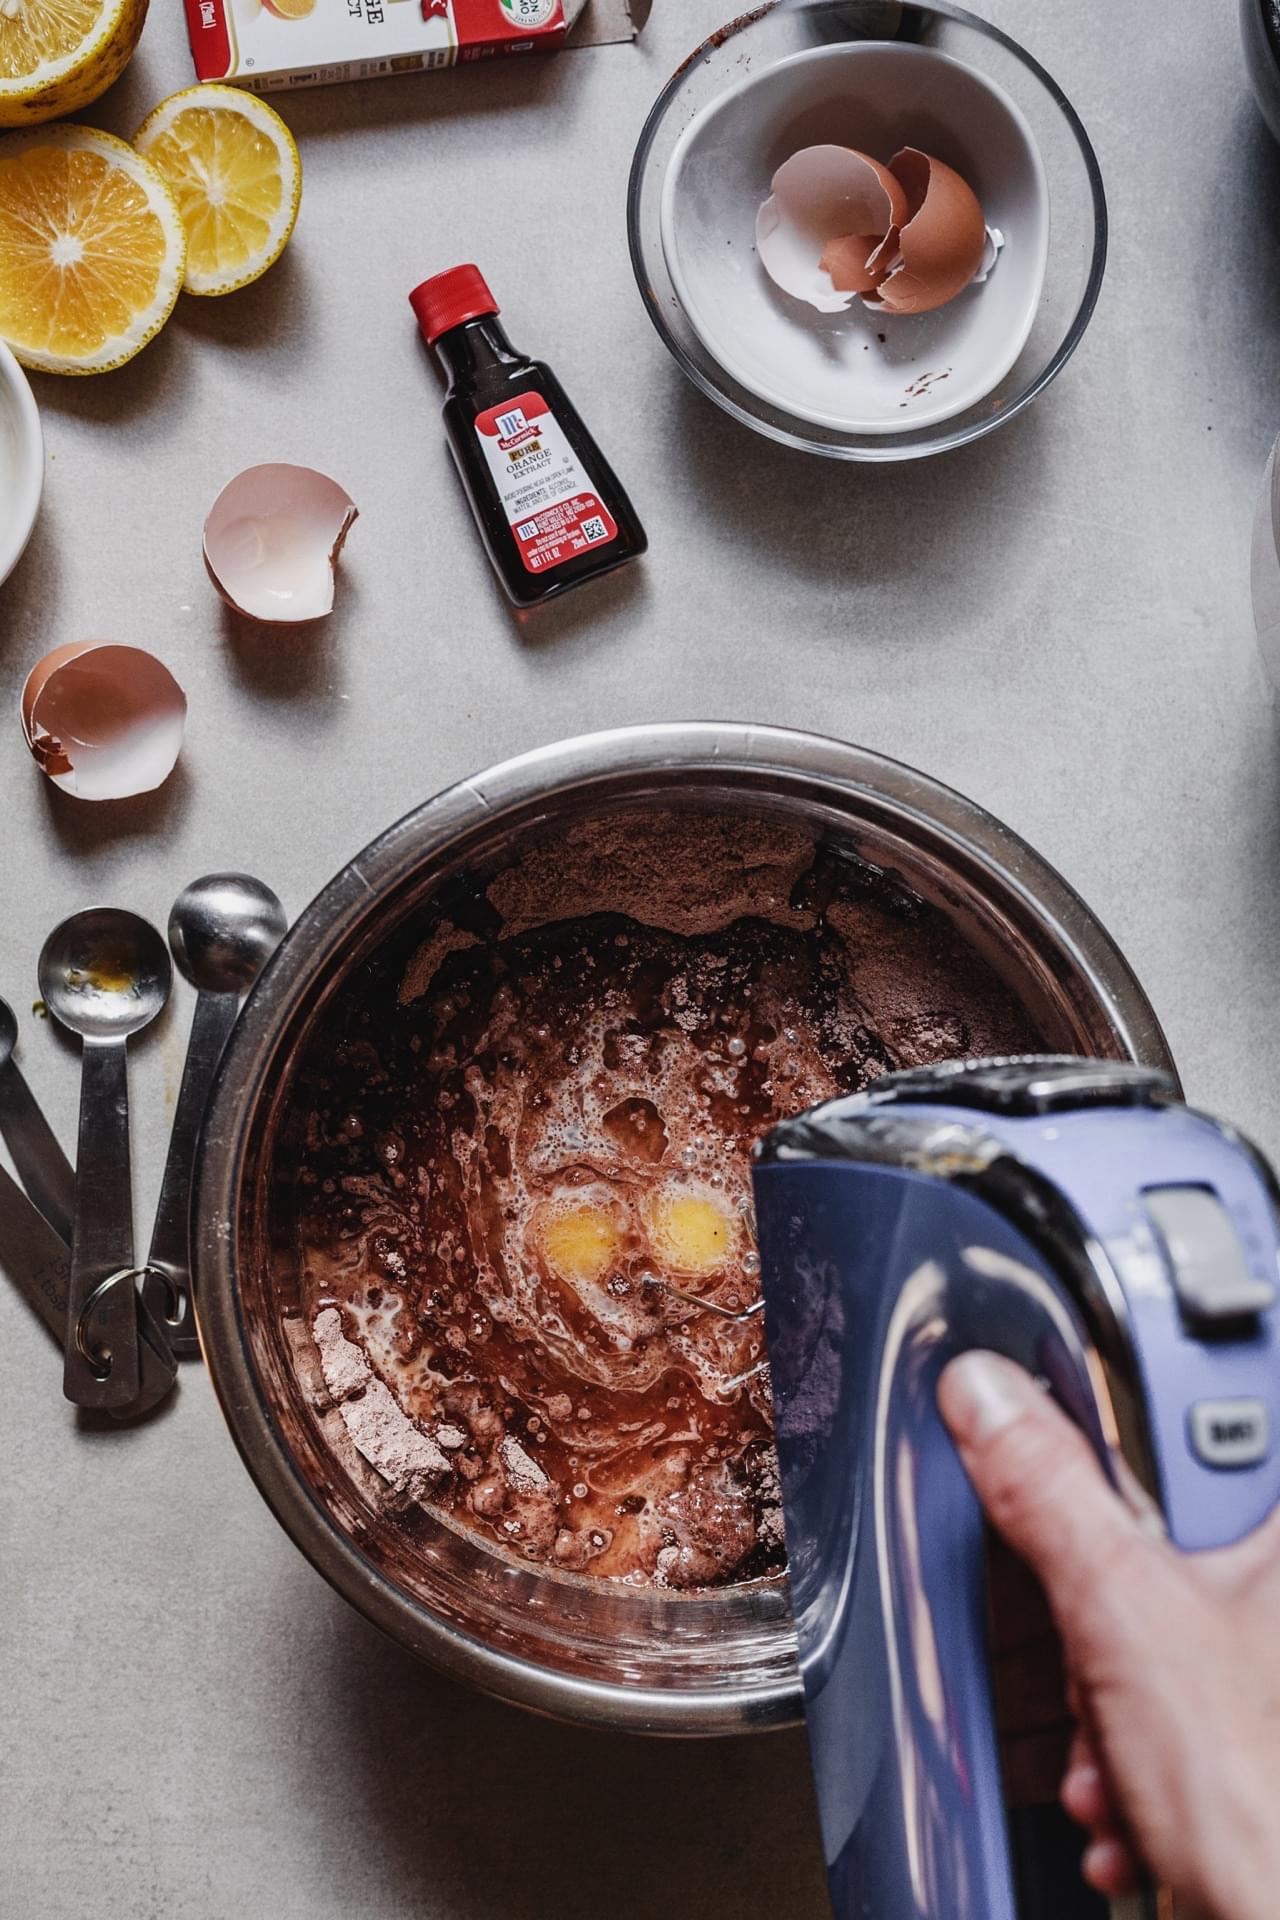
[875,147,987,316]
[20,640,95,776]
[756,145,911,312]
[818,233,889,297]
[20,642,187,800]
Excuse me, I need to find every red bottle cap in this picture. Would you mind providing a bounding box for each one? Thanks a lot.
[409,265,499,346]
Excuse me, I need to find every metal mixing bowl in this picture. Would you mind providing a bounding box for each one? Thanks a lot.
[194,725,1173,1736]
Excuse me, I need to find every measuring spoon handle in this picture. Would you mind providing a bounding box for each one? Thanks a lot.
[64,1035,140,1410]
[0,1161,68,1342]
[142,989,239,1357]
[0,1163,176,1419]
[0,1059,76,1244]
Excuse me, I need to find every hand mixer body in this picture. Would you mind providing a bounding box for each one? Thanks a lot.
[752,1059,1280,1920]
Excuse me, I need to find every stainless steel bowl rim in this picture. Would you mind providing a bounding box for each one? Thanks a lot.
[194,723,1173,1735]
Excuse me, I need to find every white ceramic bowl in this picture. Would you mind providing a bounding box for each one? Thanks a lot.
[0,341,42,584]
[659,40,1050,436]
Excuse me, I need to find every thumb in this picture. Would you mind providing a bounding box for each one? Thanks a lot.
[938,1351,1159,1643]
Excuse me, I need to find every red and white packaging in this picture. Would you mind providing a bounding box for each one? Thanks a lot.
[184,0,647,96]
[475,391,619,576]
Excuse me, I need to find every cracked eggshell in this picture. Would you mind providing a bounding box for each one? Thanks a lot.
[204,463,357,624]
[818,232,889,297]
[870,147,988,316]
[20,642,187,801]
[756,145,909,312]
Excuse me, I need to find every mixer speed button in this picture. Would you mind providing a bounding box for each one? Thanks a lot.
[1145,1186,1278,1322]
[1188,1399,1270,1470]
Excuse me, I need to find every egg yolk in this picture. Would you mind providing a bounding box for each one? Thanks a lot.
[536,1202,623,1286]
[646,1188,736,1277]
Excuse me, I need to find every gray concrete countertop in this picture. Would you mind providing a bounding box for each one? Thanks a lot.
[2,1,1278,1913]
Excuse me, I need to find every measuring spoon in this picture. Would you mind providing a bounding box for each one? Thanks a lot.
[38,909,171,1411]
[0,996,76,1242]
[141,875,286,1357]
[0,1162,176,1417]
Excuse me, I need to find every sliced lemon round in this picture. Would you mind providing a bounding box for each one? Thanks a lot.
[0,0,147,129]
[0,124,185,375]
[134,86,302,298]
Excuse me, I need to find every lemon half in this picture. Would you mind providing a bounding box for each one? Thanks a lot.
[135,86,301,298]
[0,0,148,128]
[0,124,185,374]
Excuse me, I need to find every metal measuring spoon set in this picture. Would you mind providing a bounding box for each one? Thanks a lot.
[0,875,285,1420]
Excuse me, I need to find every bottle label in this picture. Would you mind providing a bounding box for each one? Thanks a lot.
[475,390,618,576]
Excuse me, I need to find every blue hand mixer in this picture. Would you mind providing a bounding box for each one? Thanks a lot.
[752,1056,1280,1920]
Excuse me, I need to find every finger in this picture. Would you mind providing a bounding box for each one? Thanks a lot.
[1061,1761,1111,1830]
[1064,1725,1119,1815]
[1081,1836,1141,1898]
[1066,1716,1110,1794]
[938,1353,1157,1637]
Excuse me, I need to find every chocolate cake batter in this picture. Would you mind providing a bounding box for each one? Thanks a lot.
[285,814,1044,1590]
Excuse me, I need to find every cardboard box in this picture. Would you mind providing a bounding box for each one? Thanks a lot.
[184,0,648,95]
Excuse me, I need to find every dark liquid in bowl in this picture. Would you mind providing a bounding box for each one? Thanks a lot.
[288,829,1042,1590]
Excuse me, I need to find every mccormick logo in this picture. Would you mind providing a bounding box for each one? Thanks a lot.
[495,406,540,450]
[198,1,216,26]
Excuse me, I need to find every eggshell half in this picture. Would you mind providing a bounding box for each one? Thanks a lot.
[757,145,909,313]
[20,642,187,801]
[204,463,358,624]
[870,147,988,316]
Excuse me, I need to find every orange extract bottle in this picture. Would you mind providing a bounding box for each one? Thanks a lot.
[410,264,648,609]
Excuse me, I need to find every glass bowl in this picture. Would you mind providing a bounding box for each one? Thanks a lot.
[627,0,1107,462]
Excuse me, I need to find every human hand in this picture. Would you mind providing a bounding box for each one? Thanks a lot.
[939,1351,1280,1920]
